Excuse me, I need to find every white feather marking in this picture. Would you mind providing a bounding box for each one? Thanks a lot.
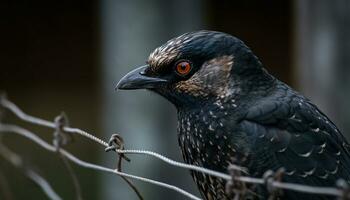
[277,147,287,153]
[285,170,296,176]
[329,165,338,174]
[304,168,316,175]
[312,128,320,133]
[298,149,313,157]
[318,173,329,179]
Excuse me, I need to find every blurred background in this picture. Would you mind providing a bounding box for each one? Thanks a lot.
[0,0,350,199]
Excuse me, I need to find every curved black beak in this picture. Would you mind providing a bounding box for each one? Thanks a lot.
[116,65,167,90]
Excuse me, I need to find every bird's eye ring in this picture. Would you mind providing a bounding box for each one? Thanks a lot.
[175,61,192,76]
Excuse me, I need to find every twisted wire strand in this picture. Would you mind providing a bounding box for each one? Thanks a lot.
[0,124,202,200]
[0,97,245,177]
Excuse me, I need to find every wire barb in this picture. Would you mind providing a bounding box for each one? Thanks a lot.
[226,163,247,199]
[105,133,131,163]
[53,113,82,200]
[106,133,144,200]
[263,168,285,200]
[53,112,72,150]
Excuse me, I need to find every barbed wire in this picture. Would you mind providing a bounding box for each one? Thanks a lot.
[0,123,202,200]
[0,95,349,199]
[0,95,244,179]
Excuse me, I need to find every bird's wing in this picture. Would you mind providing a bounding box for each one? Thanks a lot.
[238,92,350,188]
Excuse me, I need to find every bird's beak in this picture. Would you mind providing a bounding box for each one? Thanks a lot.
[116,65,168,90]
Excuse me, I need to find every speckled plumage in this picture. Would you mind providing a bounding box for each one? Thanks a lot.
[117,31,350,200]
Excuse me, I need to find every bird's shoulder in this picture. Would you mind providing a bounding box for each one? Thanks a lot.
[242,82,345,141]
[237,81,350,186]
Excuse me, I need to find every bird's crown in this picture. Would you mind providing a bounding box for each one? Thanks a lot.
[149,31,236,68]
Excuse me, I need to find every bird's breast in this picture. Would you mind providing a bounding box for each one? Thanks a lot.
[177,108,241,171]
[177,107,253,200]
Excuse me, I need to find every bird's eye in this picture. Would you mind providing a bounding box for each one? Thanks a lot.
[175,61,192,76]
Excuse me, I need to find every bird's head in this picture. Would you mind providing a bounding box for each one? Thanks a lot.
[117,30,271,108]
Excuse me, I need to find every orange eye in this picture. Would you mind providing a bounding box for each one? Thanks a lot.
[175,61,192,75]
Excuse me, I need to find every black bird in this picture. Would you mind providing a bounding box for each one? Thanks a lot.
[116,31,350,199]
